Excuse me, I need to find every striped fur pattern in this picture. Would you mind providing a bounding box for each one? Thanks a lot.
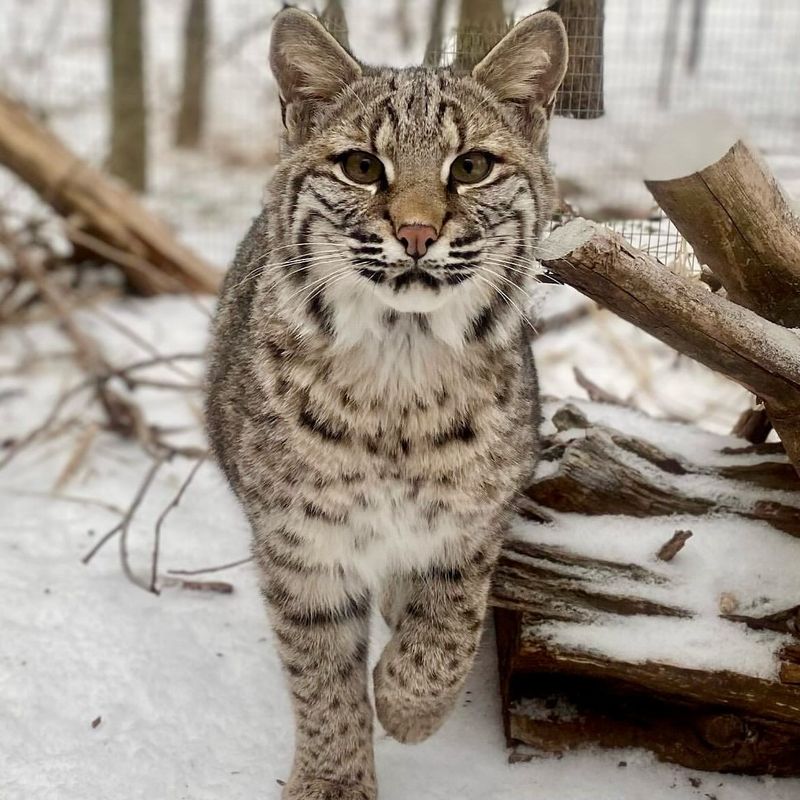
[206,9,567,800]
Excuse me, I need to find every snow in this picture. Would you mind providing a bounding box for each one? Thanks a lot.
[534,616,787,679]
[1,496,797,800]
[2,1,800,797]
[511,507,800,679]
[3,296,799,799]
[642,109,743,181]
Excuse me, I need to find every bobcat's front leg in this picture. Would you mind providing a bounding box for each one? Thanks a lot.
[374,538,498,744]
[257,531,375,800]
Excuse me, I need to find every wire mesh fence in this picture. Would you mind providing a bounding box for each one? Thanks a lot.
[0,0,798,273]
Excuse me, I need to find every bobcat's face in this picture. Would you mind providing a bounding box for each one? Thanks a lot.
[284,70,555,316]
[268,9,567,342]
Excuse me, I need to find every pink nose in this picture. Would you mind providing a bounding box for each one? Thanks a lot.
[396,224,438,258]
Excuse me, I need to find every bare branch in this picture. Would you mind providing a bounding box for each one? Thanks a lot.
[150,456,206,593]
[167,556,253,577]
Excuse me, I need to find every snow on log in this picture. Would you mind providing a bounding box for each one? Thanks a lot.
[494,400,800,775]
[497,609,800,775]
[0,91,220,296]
[644,112,800,328]
[536,218,800,476]
[522,403,800,535]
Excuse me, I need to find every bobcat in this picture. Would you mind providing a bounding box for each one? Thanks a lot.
[205,8,567,799]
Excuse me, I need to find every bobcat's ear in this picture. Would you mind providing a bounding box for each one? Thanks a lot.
[269,8,361,141]
[472,10,568,109]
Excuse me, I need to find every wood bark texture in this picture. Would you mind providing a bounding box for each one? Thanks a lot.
[645,140,800,328]
[551,0,605,118]
[492,401,800,775]
[0,91,220,295]
[496,609,800,776]
[108,0,148,191]
[537,219,800,475]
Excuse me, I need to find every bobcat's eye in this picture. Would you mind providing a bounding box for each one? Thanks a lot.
[450,151,494,185]
[341,151,384,184]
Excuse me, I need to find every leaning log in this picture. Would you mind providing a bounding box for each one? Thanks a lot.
[536,218,800,476]
[644,113,800,328]
[0,91,220,296]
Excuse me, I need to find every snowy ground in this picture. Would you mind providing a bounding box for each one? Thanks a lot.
[2,1,800,798]
[2,295,798,800]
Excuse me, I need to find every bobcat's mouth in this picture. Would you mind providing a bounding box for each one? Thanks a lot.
[357,264,474,313]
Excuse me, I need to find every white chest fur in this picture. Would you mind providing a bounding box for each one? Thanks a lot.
[291,480,470,589]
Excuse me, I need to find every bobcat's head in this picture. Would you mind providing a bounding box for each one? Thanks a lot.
[266,8,567,346]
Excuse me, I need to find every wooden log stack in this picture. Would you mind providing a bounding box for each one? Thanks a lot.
[493,401,800,775]
[492,113,800,775]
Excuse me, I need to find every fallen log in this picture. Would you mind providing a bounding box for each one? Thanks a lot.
[0,91,220,296]
[496,609,800,776]
[493,401,800,775]
[526,403,800,534]
[537,218,800,475]
[493,539,688,622]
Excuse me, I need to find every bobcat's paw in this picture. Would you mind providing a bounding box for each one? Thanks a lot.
[282,777,375,800]
[373,657,460,744]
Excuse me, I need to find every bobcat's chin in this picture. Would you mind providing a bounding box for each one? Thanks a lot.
[373,282,454,314]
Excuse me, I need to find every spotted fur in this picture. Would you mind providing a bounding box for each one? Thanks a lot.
[206,8,567,799]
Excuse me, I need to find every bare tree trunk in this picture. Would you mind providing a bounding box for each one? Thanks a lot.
[686,0,706,73]
[175,0,208,149]
[551,0,605,119]
[453,0,507,72]
[108,0,147,192]
[320,0,350,51]
[658,0,683,108]
[423,0,449,67]
[395,0,414,53]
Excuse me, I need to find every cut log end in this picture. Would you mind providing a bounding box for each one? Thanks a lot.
[536,218,597,261]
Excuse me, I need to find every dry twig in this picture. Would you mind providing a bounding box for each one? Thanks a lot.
[150,456,205,593]
[82,456,167,591]
[657,530,693,562]
[167,556,253,577]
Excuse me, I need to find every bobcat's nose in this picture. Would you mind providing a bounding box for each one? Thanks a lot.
[396,224,438,259]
